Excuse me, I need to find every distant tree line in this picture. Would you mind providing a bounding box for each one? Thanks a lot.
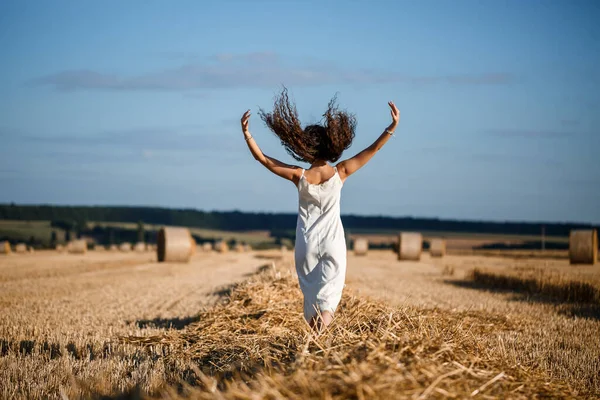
[1,203,597,237]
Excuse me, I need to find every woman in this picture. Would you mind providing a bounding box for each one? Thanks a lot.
[241,89,400,330]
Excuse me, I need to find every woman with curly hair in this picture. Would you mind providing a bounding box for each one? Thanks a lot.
[241,88,400,330]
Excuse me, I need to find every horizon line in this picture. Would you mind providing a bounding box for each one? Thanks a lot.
[1,202,598,227]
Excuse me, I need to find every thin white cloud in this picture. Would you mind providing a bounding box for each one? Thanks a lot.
[30,52,515,92]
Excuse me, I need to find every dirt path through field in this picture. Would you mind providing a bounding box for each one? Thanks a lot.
[0,250,273,341]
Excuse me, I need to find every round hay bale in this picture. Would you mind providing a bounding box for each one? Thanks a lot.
[397,232,422,261]
[94,244,106,251]
[190,237,197,255]
[235,243,245,253]
[15,243,27,254]
[67,240,87,254]
[119,243,132,252]
[429,238,446,258]
[109,244,118,252]
[28,247,35,253]
[353,238,369,256]
[214,241,228,253]
[202,242,213,252]
[134,242,145,253]
[157,227,193,263]
[569,229,598,265]
[0,241,11,255]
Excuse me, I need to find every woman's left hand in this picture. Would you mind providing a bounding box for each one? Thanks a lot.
[241,110,251,135]
[388,101,400,127]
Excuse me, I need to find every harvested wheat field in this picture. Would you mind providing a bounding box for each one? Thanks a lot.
[1,249,599,399]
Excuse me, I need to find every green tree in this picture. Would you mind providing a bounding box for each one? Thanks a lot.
[74,219,87,239]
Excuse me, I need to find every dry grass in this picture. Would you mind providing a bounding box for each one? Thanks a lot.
[467,267,600,304]
[441,264,455,276]
[345,252,600,396]
[451,249,569,259]
[0,251,267,399]
[1,251,599,399]
[117,264,585,399]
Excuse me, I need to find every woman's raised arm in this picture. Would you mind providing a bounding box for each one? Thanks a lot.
[336,102,399,182]
[241,110,302,184]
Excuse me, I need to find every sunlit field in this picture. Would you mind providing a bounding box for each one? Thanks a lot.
[1,246,598,399]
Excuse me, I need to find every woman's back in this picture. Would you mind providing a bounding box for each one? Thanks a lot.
[297,166,343,235]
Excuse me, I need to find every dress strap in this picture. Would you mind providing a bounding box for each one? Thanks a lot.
[333,166,338,174]
[300,168,305,178]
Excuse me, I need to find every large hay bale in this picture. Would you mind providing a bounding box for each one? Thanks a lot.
[235,243,245,253]
[157,227,193,263]
[354,238,369,256]
[202,242,213,252]
[94,244,106,251]
[67,240,87,254]
[190,237,197,255]
[15,243,27,254]
[214,241,228,253]
[429,238,446,258]
[397,232,422,261]
[109,244,118,252]
[0,241,11,255]
[134,242,145,253]
[55,244,64,253]
[569,229,598,265]
[119,243,132,252]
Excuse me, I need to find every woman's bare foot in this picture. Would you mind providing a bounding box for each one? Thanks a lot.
[309,310,334,333]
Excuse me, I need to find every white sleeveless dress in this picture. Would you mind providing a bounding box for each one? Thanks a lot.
[295,166,347,321]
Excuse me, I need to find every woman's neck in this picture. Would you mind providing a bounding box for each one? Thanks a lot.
[311,160,328,168]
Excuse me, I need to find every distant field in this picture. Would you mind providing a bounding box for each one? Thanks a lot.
[88,221,279,246]
[0,220,280,248]
[1,219,572,251]
[0,220,65,245]
[348,228,569,243]
[348,229,569,254]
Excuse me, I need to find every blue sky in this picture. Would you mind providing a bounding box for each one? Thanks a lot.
[0,0,598,224]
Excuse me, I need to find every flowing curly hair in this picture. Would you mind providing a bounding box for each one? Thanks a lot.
[258,88,356,163]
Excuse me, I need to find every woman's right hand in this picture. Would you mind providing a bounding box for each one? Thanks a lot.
[241,110,251,135]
